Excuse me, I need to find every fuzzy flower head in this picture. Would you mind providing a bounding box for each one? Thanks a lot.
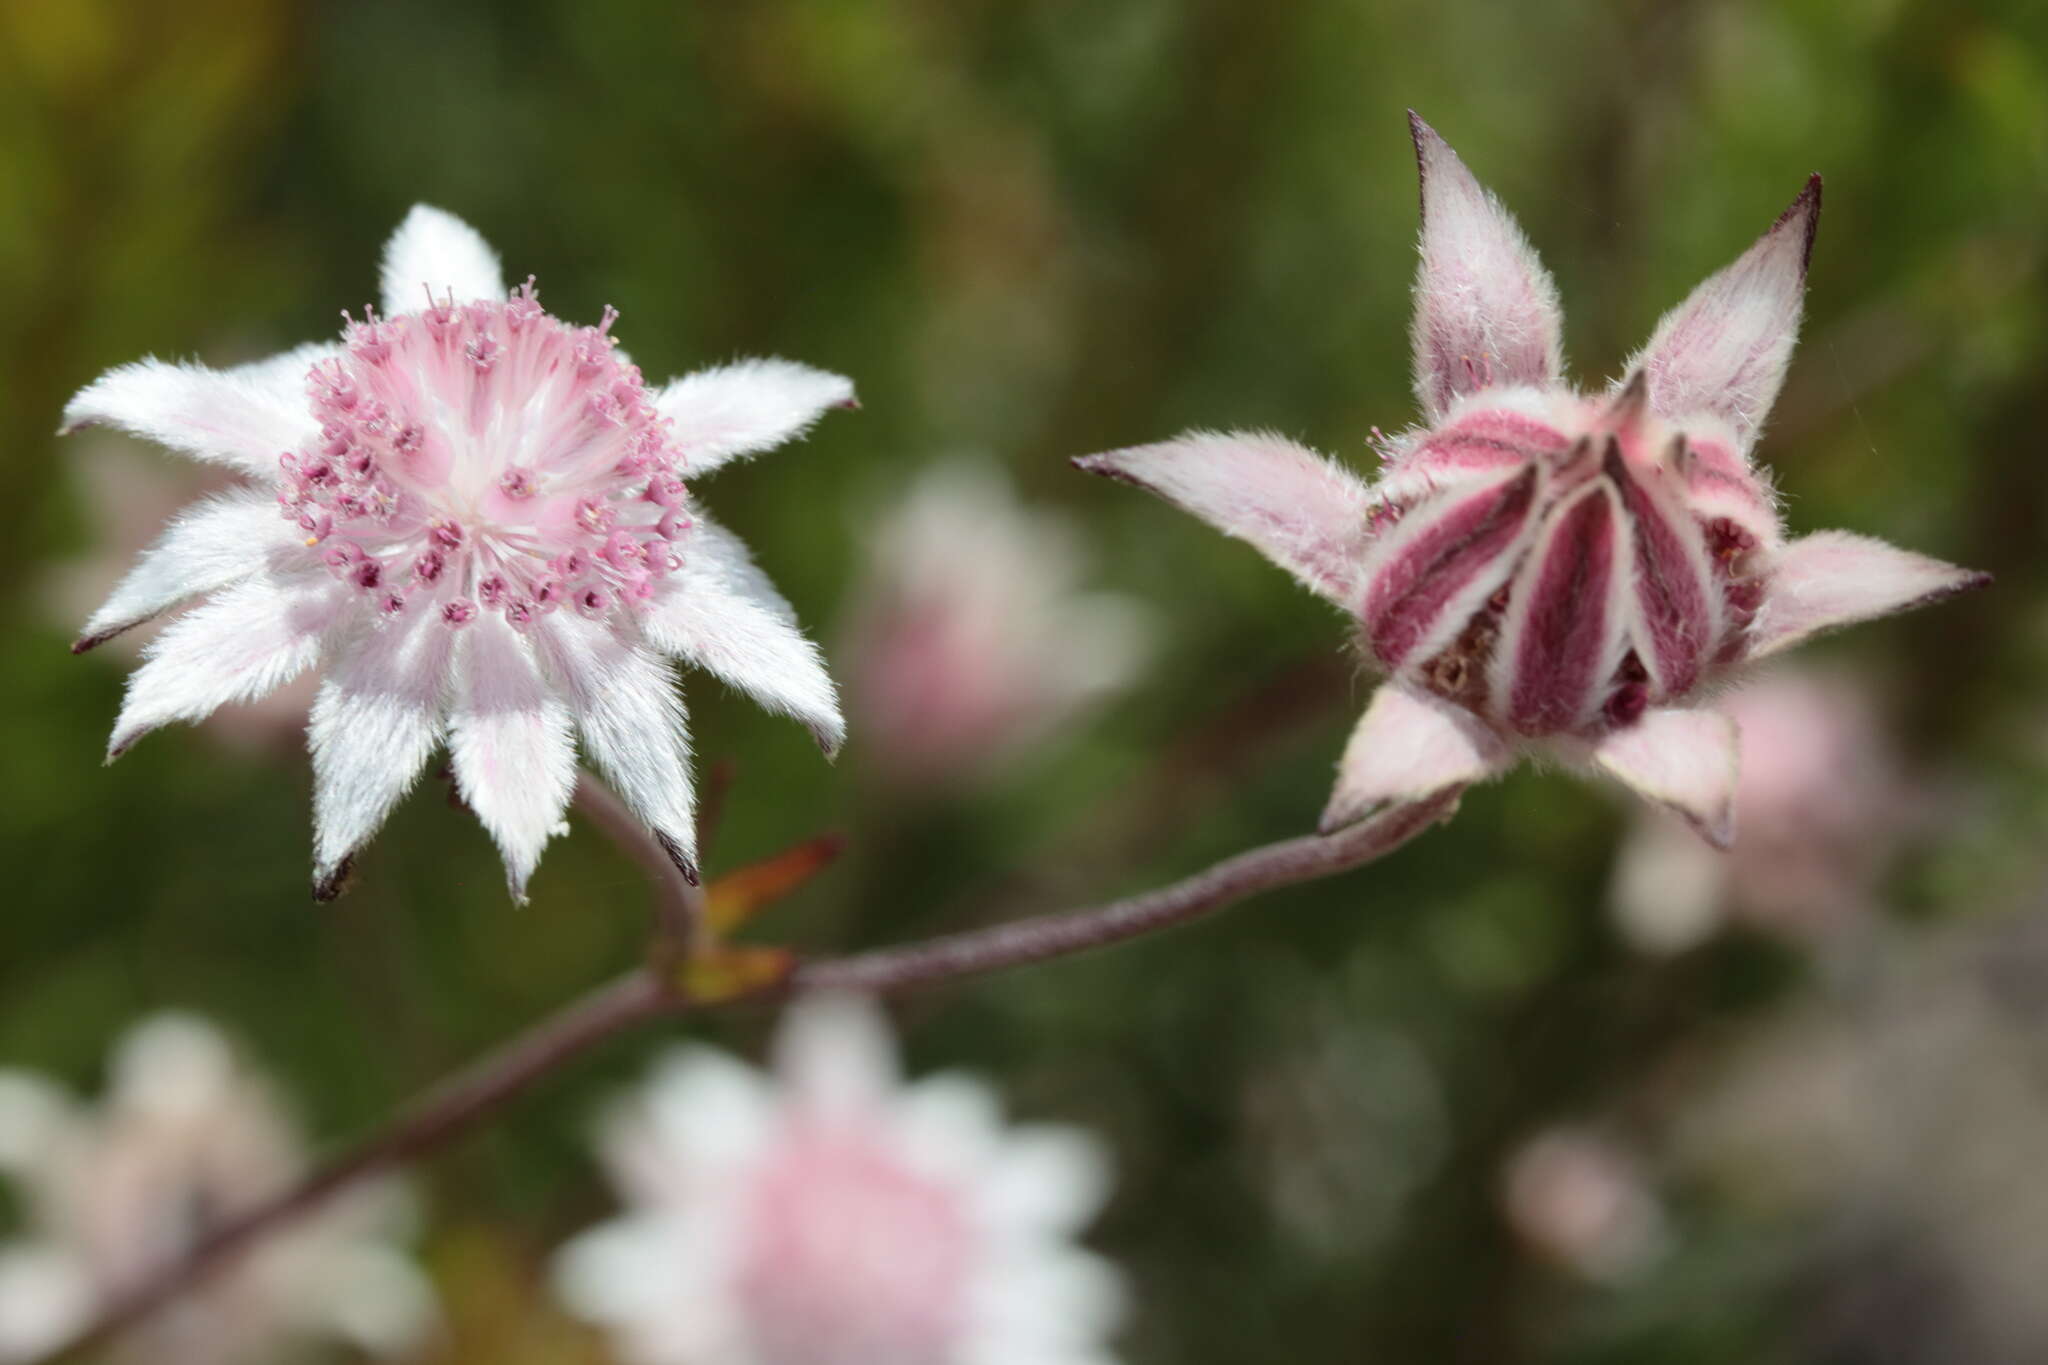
[63,207,853,899]
[1079,114,1986,845]
[0,1014,433,1365]
[553,993,1126,1365]
[841,460,1153,788]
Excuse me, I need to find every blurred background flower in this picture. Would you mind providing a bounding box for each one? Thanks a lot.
[2,0,2043,1360]
[0,1014,433,1364]
[840,459,1152,791]
[1606,668,1915,956]
[553,993,1124,1365]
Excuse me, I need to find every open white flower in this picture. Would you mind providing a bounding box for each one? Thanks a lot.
[63,206,852,899]
[554,994,1126,1365]
[0,1014,434,1365]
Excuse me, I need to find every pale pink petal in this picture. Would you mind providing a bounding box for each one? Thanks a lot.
[654,359,855,476]
[107,575,344,758]
[1627,177,1820,451]
[447,616,577,902]
[1408,112,1566,422]
[1592,706,1738,849]
[536,613,699,882]
[1748,530,1989,660]
[641,519,843,756]
[378,205,506,319]
[1075,430,1375,607]
[60,357,321,481]
[309,614,456,898]
[75,489,293,652]
[1319,684,1512,833]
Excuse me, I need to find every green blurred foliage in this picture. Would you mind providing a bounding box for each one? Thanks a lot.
[2,0,2046,1361]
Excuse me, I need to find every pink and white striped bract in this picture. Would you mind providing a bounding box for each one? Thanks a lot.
[1078,113,1987,847]
[63,207,854,900]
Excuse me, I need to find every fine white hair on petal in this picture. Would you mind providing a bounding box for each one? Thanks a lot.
[774,992,903,1116]
[75,488,291,652]
[1748,530,1989,660]
[222,340,343,395]
[60,356,325,482]
[377,205,507,320]
[309,614,456,896]
[1625,176,1821,453]
[1592,706,1740,850]
[106,575,344,759]
[1408,112,1567,423]
[536,613,699,880]
[653,358,855,476]
[1074,430,1376,608]
[447,617,577,903]
[1320,683,1513,834]
[642,518,844,756]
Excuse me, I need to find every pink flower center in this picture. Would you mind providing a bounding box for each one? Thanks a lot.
[276,281,692,629]
[730,1119,976,1365]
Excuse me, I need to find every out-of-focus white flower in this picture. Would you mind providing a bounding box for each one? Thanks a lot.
[1608,670,1904,954]
[63,206,852,900]
[554,993,1125,1365]
[0,1014,435,1365]
[1676,916,2048,1360]
[1502,1126,1669,1284]
[840,461,1151,788]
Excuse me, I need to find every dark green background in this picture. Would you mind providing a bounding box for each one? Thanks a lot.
[4,1,2045,1360]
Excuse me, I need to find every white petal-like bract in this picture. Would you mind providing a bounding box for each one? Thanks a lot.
[1749,530,1988,660]
[74,488,287,652]
[378,203,507,318]
[1320,683,1511,833]
[60,358,322,481]
[1076,431,1374,607]
[1626,178,1819,452]
[1409,112,1566,422]
[655,358,855,475]
[1592,706,1739,849]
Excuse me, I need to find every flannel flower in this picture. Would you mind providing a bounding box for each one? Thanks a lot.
[553,993,1126,1365]
[1079,114,1988,845]
[62,207,851,900]
[0,1015,433,1365]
